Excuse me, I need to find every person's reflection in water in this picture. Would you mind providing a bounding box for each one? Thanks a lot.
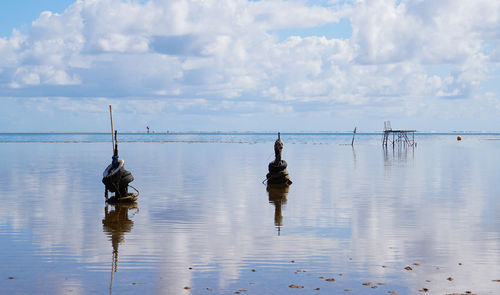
[267,185,289,236]
[102,203,138,295]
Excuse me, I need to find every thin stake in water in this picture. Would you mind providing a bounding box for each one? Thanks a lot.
[109,105,115,153]
[351,127,357,146]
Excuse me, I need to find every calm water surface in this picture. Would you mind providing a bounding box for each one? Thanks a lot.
[1,133,500,294]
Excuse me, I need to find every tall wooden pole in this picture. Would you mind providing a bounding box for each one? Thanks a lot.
[351,127,357,146]
[109,105,115,153]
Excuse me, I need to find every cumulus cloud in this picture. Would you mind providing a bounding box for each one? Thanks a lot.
[0,0,499,131]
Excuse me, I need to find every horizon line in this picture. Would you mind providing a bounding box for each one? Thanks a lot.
[1,131,500,135]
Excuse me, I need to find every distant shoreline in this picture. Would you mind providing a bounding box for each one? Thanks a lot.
[1,131,500,135]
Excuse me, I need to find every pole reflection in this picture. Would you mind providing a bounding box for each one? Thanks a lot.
[102,203,138,295]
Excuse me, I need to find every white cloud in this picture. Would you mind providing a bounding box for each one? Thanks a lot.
[0,0,500,131]
[10,65,81,88]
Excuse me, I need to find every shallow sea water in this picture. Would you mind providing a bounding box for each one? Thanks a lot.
[1,133,500,294]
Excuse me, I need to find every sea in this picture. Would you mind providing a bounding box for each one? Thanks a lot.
[1,132,500,294]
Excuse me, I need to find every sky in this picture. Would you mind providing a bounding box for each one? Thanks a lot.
[0,0,499,132]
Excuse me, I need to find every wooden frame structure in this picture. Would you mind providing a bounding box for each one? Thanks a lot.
[382,121,416,148]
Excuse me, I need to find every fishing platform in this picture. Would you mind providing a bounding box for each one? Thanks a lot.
[382,121,416,148]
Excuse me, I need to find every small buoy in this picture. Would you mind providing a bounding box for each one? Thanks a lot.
[457,136,462,141]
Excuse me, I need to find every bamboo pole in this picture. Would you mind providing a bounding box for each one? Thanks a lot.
[109,105,115,153]
[351,127,357,146]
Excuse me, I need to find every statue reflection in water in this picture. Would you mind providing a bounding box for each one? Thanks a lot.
[265,133,292,235]
[267,185,289,236]
[102,203,138,295]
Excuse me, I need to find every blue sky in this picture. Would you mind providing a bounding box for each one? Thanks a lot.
[0,0,76,37]
[0,0,499,132]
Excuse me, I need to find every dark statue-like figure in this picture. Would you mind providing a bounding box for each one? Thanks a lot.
[266,132,292,186]
[102,130,137,203]
[274,132,283,163]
